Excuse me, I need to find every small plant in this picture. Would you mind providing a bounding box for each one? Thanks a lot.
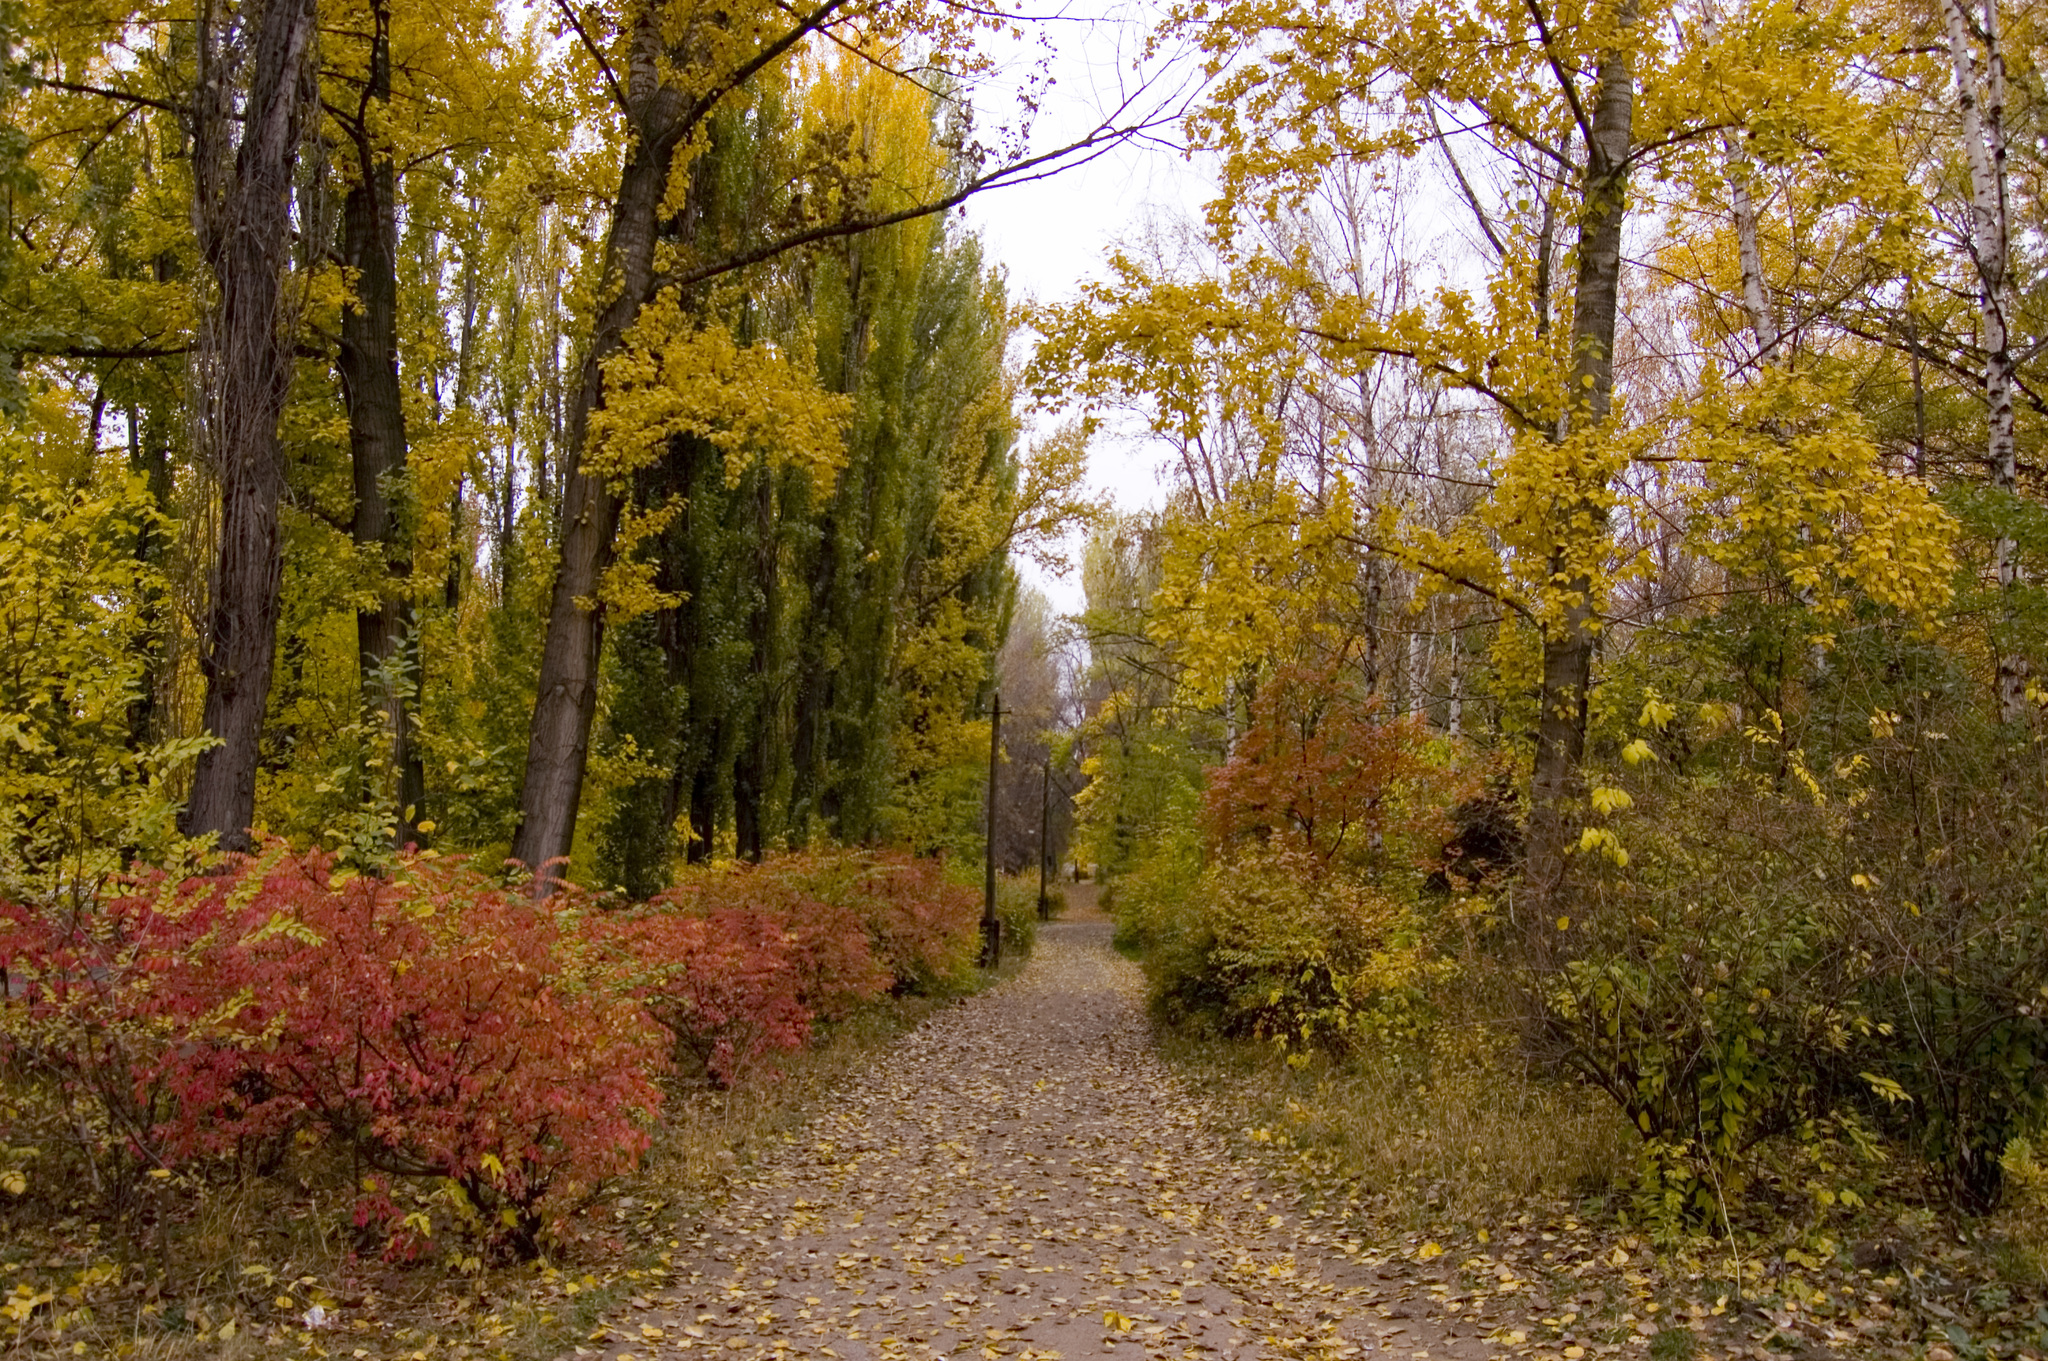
[1037,884,1068,920]
[1999,1136,2048,1283]
[1648,1326,1701,1361]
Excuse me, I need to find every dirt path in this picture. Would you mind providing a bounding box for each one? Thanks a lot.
[586,919,1496,1360]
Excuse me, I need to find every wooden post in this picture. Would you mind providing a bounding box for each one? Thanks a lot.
[981,693,1002,968]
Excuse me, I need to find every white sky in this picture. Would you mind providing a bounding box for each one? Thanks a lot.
[957,3,1217,615]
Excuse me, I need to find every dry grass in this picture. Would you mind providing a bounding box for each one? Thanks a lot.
[0,993,957,1359]
[1159,1020,1638,1233]
[1161,1004,2048,1361]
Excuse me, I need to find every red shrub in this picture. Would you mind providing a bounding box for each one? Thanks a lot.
[731,849,979,997]
[586,902,813,1085]
[835,851,981,992]
[0,875,212,1196]
[0,840,978,1254]
[1,846,668,1254]
[1202,665,1470,872]
[588,849,978,1085]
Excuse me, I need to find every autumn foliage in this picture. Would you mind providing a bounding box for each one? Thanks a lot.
[1123,666,1474,1049]
[588,851,979,1084]
[1200,665,1467,870]
[0,844,978,1255]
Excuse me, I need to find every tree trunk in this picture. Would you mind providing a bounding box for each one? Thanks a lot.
[124,399,174,751]
[1723,139,1781,363]
[335,0,424,845]
[1940,0,2026,722]
[1522,13,1635,935]
[509,36,686,875]
[181,0,320,852]
[735,468,778,862]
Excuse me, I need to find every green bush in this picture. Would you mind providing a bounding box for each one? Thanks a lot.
[1540,681,2048,1226]
[995,874,1039,960]
[1037,884,1068,920]
[1123,846,1443,1052]
[1999,1137,2048,1282]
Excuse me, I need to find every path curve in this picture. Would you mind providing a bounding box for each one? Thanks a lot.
[588,919,1483,1360]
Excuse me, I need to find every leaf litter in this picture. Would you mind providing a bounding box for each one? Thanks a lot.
[581,920,1501,1361]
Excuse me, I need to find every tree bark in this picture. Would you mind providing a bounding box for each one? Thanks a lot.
[735,467,778,862]
[124,399,174,751]
[1522,9,1635,934]
[181,0,320,852]
[1724,140,1781,364]
[508,9,687,875]
[1940,0,2026,722]
[335,0,424,845]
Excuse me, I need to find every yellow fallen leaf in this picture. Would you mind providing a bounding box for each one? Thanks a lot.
[1416,1242,1444,1260]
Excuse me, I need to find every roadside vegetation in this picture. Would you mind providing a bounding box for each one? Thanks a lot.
[3,0,2047,1355]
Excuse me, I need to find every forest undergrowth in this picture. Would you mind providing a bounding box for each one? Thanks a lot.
[1090,659,2048,1361]
[1165,1002,2048,1361]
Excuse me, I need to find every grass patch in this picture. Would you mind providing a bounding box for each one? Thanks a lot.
[1156,1023,1637,1232]
[1157,1011,2048,1361]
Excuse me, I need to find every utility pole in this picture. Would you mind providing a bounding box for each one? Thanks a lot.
[1037,758,1053,920]
[981,692,1002,968]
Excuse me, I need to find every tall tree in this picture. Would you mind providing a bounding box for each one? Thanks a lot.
[330,0,425,841]
[181,0,321,850]
[1521,0,1636,928]
[510,0,1165,877]
[1938,0,2027,722]
[1036,0,1957,929]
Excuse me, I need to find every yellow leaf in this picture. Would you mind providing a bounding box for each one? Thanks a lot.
[1416,1242,1444,1260]
[1590,786,1633,815]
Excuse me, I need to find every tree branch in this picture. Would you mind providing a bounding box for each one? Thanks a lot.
[30,76,181,115]
[551,0,628,114]
[1524,0,1593,145]
[657,103,1171,293]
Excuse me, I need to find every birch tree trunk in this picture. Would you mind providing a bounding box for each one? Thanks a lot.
[1939,0,2027,723]
[1723,141,1781,364]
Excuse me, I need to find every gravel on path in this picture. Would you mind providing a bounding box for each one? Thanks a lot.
[584,920,1502,1361]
